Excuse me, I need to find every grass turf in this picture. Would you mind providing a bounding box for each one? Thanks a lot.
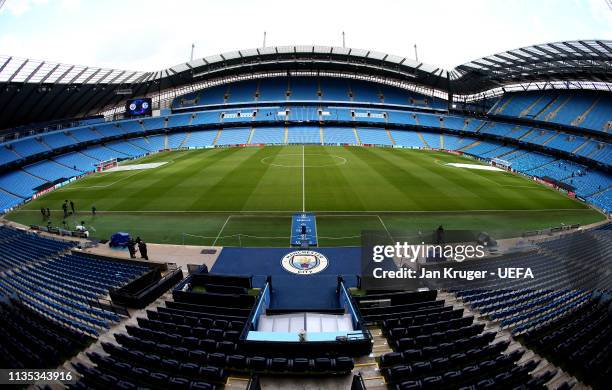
[7,145,603,246]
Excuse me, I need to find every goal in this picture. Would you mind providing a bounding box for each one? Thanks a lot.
[96,158,118,172]
[491,158,511,170]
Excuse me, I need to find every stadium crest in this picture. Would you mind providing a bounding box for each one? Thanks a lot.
[281,250,329,275]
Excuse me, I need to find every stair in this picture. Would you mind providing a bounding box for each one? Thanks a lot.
[526,159,559,172]
[179,132,191,148]
[247,128,254,144]
[520,95,546,117]
[547,96,572,121]
[283,127,288,144]
[188,114,195,126]
[498,149,518,158]
[439,134,443,149]
[417,132,429,148]
[495,95,514,115]
[319,127,324,144]
[353,128,361,145]
[257,313,354,333]
[212,129,222,145]
[163,134,169,149]
[21,168,48,182]
[0,186,25,200]
[386,129,396,145]
[541,132,559,145]
[571,139,589,154]
[571,97,600,127]
[585,143,602,158]
[460,140,480,151]
[65,132,81,144]
[517,128,533,141]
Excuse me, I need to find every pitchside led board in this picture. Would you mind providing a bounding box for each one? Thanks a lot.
[125,98,152,117]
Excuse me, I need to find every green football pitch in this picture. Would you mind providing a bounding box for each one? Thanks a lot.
[7,145,604,246]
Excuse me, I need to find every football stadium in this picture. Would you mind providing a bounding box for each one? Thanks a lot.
[0,2,610,389]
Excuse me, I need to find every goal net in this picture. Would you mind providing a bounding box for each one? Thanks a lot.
[96,158,118,172]
[491,158,511,170]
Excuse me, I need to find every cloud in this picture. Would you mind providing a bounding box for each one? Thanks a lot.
[0,0,610,71]
[2,0,49,16]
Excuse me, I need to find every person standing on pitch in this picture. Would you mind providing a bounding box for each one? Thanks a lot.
[62,201,68,218]
[91,205,96,216]
[138,240,149,260]
[70,200,75,214]
[40,207,46,220]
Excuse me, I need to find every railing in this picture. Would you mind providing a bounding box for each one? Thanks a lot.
[239,280,270,341]
[339,279,372,341]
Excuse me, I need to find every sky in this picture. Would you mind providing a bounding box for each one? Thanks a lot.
[0,0,610,72]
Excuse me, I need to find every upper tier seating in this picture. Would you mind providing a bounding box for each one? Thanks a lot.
[10,138,51,159]
[173,77,443,109]
[493,91,611,133]
[0,147,22,165]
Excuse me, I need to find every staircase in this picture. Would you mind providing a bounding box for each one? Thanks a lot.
[247,128,254,144]
[542,133,559,145]
[571,97,600,127]
[417,132,429,148]
[212,129,222,146]
[257,313,353,333]
[494,95,514,115]
[179,132,191,148]
[520,95,545,117]
[353,128,361,145]
[544,96,572,121]
[283,127,288,144]
[319,127,324,144]
[460,140,480,152]
[571,139,589,154]
[386,129,396,145]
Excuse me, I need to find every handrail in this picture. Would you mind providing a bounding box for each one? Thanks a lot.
[240,281,270,341]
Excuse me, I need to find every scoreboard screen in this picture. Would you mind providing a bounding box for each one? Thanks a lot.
[125,98,152,117]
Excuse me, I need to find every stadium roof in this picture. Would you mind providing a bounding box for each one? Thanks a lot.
[450,40,612,95]
[0,40,610,130]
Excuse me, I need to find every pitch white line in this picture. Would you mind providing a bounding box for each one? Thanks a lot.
[377,214,394,241]
[63,170,144,190]
[212,215,231,246]
[14,208,595,214]
[302,145,305,213]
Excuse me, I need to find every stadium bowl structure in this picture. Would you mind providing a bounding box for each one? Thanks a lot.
[0,40,610,389]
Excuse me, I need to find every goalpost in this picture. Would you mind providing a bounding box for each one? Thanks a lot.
[491,157,511,171]
[96,158,118,172]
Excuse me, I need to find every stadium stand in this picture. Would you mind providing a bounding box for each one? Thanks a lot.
[493,91,612,133]
[357,128,393,146]
[354,290,555,389]
[251,127,285,144]
[287,126,321,144]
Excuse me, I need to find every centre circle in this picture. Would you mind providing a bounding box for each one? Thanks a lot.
[261,153,347,168]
